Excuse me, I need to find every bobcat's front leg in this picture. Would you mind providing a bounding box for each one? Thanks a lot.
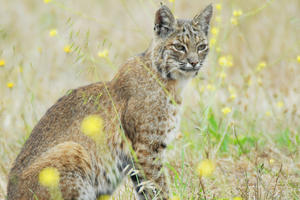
[130,142,168,200]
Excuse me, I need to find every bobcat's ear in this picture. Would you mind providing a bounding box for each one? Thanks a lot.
[154,5,175,38]
[192,4,213,35]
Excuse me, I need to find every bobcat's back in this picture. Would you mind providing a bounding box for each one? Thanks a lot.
[7,81,128,199]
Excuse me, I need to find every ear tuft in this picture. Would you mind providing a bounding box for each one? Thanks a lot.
[154,5,175,38]
[192,4,213,35]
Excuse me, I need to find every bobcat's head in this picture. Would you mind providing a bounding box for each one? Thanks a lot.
[151,4,213,80]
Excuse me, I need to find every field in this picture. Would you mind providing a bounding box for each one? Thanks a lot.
[0,0,299,199]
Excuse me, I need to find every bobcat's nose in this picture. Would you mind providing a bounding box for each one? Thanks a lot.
[188,59,199,67]
[190,61,199,67]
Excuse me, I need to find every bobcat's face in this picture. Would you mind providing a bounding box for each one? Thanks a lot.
[151,5,213,80]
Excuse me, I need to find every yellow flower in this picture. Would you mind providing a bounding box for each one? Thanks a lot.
[215,16,222,23]
[222,107,231,115]
[218,56,227,66]
[209,38,217,47]
[197,159,215,177]
[226,55,233,67]
[44,0,52,3]
[168,0,175,3]
[98,195,111,200]
[218,55,233,67]
[169,196,180,200]
[64,45,72,53]
[228,86,236,94]
[39,167,60,187]
[216,46,221,53]
[233,10,243,17]
[233,197,243,200]
[219,71,227,79]
[211,27,219,36]
[228,86,237,100]
[269,158,275,164]
[230,17,238,25]
[247,78,252,86]
[49,29,57,37]
[265,111,271,117]
[216,3,222,11]
[206,84,216,91]
[257,77,262,86]
[199,86,205,93]
[256,61,267,72]
[81,115,103,137]
[297,55,300,63]
[277,101,283,108]
[0,59,5,66]
[98,49,109,58]
[7,82,14,88]
[230,93,236,100]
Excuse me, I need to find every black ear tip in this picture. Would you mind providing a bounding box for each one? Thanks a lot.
[206,4,213,12]
[154,3,175,37]
[159,4,171,12]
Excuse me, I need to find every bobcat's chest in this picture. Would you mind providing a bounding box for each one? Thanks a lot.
[143,93,182,146]
[161,97,181,145]
[133,90,182,146]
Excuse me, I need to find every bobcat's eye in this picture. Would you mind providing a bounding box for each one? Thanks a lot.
[197,44,207,52]
[173,44,186,52]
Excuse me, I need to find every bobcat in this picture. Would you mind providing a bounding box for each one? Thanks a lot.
[7,4,212,200]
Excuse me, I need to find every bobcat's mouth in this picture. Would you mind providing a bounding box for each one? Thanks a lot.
[179,66,200,72]
[178,62,201,73]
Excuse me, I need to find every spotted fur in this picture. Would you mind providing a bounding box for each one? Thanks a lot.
[7,4,212,200]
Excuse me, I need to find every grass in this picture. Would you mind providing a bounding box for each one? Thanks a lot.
[0,0,299,199]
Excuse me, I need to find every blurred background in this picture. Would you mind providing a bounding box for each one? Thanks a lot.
[0,0,299,199]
